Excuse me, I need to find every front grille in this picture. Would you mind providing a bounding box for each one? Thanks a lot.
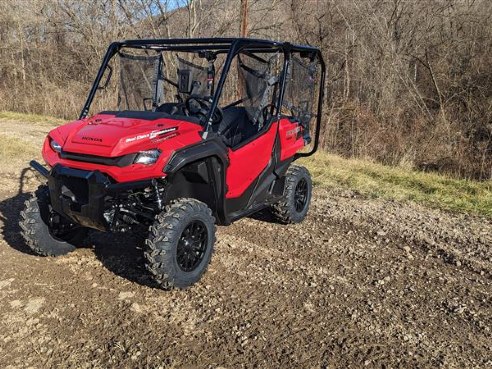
[60,151,136,167]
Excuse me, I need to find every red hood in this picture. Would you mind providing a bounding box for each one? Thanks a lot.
[51,113,202,157]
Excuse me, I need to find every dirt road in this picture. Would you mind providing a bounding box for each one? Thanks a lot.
[0,119,491,368]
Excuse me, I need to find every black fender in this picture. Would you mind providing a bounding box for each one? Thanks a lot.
[164,136,228,174]
[163,137,230,224]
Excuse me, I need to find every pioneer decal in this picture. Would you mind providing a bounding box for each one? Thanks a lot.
[125,127,178,143]
[151,132,179,143]
[150,127,178,139]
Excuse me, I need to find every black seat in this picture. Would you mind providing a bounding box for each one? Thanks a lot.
[156,102,181,114]
[218,107,258,147]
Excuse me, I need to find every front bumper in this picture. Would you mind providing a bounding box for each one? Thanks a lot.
[47,164,109,230]
[31,161,152,231]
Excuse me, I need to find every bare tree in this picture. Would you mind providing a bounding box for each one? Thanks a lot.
[0,0,490,179]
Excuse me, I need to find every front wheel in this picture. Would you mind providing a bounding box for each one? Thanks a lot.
[19,186,88,256]
[271,164,312,224]
[144,198,216,289]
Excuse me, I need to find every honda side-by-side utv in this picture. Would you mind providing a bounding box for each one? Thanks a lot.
[21,38,325,288]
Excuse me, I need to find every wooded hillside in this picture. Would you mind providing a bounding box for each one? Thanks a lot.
[0,0,490,179]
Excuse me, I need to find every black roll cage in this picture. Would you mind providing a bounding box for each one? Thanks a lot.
[80,38,326,158]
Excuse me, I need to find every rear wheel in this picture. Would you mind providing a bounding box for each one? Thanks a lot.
[271,164,312,224]
[144,198,216,289]
[19,186,88,256]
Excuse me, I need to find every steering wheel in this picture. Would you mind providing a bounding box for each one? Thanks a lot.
[185,95,223,125]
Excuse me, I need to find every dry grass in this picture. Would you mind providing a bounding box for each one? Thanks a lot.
[301,152,492,217]
[0,111,64,125]
[0,111,55,174]
[0,134,42,173]
[0,134,39,157]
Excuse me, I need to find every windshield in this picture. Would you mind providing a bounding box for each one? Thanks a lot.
[89,47,218,116]
[91,47,284,126]
[117,49,214,112]
[118,52,164,111]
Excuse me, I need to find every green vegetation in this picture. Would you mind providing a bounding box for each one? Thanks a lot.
[0,111,64,125]
[301,152,492,217]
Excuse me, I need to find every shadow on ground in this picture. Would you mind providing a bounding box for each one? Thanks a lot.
[0,167,157,288]
[249,208,280,223]
[91,231,159,288]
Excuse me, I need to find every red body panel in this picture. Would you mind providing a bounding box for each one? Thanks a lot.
[43,113,202,182]
[43,113,306,190]
[225,123,278,199]
[278,118,305,161]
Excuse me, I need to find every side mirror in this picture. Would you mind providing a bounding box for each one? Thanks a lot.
[98,65,113,90]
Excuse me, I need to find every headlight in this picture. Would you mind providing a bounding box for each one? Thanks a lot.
[134,149,161,165]
[50,139,62,153]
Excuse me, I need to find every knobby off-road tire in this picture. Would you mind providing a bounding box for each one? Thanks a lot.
[271,164,313,224]
[144,198,216,289]
[19,186,88,256]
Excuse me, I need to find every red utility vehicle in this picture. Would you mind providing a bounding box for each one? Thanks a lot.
[22,38,325,288]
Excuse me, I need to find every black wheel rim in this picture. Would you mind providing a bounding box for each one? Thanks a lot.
[294,178,309,212]
[176,220,208,272]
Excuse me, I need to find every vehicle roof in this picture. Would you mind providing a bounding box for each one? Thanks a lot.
[115,37,322,55]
